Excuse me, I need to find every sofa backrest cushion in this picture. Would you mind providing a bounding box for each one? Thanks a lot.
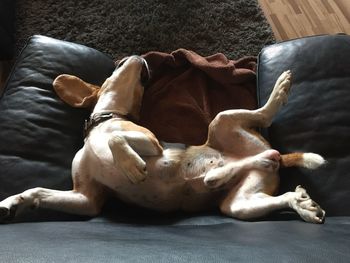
[0,35,115,200]
[257,34,350,216]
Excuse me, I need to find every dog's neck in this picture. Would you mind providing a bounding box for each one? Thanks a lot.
[92,84,142,121]
[84,111,125,137]
[92,90,131,117]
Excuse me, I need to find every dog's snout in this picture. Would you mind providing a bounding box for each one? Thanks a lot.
[127,55,144,64]
[114,56,151,87]
[116,55,144,67]
[130,57,150,81]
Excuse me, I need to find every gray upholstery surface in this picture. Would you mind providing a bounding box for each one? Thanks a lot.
[1,216,350,263]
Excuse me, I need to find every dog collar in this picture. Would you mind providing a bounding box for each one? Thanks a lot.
[84,112,125,137]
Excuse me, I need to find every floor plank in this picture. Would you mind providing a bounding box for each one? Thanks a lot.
[258,0,350,40]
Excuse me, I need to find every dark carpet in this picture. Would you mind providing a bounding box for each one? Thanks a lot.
[15,0,275,59]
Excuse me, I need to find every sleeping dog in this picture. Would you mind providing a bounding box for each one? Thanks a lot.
[0,56,326,223]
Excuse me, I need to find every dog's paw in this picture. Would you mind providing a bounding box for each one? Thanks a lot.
[273,70,292,105]
[118,154,147,184]
[290,186,325,224]
[108,137,148,184]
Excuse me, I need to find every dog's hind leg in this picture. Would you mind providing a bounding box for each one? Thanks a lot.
[206,71,292,149]
[0,182,106,221]
[203,149,281,188]
[220,171,325,224]
[220,70,291,127]
[256,70,292,127]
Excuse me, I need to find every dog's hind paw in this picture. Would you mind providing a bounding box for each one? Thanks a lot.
[290,186,325,224]
[275,70,292,104]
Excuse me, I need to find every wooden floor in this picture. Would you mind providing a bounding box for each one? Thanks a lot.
[258,0,350,41]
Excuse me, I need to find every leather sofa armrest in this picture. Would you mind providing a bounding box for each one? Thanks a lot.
[257,34,350,216]
[0,35,115,201]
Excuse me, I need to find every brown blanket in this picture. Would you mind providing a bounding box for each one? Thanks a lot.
[140,49,258,146]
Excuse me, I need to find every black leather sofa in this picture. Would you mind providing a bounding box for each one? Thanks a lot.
[0,35,349,262]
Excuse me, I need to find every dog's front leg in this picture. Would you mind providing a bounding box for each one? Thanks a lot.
[108,131,163,184]
[0,187,104,221]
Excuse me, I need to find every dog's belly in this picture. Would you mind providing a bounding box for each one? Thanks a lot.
[112,177,222,212]
[113,178,187,212]
[110,146,229,212]
[110,148,212,212]
[85,146,221,212]
[80,131,273,212]
[80,140,189,211]
[113,182,222,212]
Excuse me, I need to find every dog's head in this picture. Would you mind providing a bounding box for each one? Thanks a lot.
[53,55,150,121]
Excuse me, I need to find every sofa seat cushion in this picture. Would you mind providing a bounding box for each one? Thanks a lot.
[257,34,350,216]
[0,215,349,263]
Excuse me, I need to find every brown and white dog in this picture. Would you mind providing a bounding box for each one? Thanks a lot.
[0,56,326,223]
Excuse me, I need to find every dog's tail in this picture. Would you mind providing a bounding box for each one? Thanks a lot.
[280,153,326,169]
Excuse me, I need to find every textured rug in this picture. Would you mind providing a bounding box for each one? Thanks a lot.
[15,0,275,59]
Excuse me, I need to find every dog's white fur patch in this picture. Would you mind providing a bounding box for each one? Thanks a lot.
[302,153,326,169]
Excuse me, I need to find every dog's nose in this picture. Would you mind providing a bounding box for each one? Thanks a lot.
[140,58,151,87]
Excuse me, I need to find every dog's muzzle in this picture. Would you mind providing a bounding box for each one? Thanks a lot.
[115,56,151,87]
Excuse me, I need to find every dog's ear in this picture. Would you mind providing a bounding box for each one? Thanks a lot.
[53,74,100,108]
